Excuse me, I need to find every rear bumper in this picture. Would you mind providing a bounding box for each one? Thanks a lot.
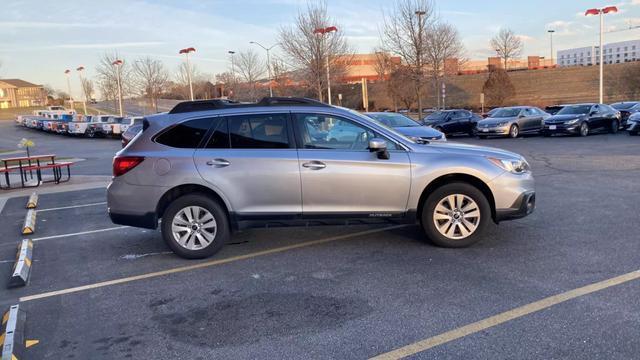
[495,191,536,222]
[109,211,158,229]
[107,180,166,229]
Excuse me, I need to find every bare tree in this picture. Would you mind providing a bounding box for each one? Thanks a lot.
[374,51,404,111]
[270,56,291,96]
[381,0,435,119]
[132,57,169,112]
[174,62,211,100]
[278,1,351,102]
[425,21,464,109]
[80,78,94,101]
[96,52,131,109]
[490,28,523,70]
[234,49,265,101]
[482,66,515,106]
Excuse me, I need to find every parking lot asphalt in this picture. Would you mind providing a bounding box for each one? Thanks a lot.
[0,129,639,359]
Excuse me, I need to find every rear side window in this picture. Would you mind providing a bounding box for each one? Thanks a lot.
[155,118,212,148]
[228,113,290,149]
[205,118,230,149]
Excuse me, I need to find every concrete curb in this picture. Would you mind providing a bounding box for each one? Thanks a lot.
[1,304,26,360]
[22,210,36,235]
[8,239,33,288]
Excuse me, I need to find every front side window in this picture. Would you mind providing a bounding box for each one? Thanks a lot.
[294,113,399,151]
[228,113,290,149]
[155,118,212,148]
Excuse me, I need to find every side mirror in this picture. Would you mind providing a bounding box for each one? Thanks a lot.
[368,138,390,160]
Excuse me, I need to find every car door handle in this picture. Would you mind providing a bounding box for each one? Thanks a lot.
[302,161,326,170]
[206,159,230,167]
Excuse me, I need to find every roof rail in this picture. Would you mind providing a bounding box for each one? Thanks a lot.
[168,97,330,114]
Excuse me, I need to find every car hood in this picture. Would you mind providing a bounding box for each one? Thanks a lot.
[416,141,522,160]
[546,114,585,123]
[394,126,443,138]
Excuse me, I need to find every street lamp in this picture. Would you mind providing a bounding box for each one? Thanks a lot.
[64,70,74,110]
[112,59,124,116]
[76,66,87,115]
[585,6,618,103]
[313,26,338,105]
[228,50,237,84]
[547,30,555,66]
[250,41,280,97]
[179,47,196,101]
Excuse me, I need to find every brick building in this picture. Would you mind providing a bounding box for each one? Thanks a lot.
[0,79,47,109]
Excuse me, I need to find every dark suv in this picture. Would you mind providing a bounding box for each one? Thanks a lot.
[421,110,481,136]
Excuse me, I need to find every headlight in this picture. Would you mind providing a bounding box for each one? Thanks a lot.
[565,118,579,125]
[487,157,531,174]
[496,122,507,127]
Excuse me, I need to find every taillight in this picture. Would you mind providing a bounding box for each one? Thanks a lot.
[113,156,144,177]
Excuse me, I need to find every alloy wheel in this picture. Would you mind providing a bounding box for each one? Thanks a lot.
[580,122,589,136]
[433,194,480,240]
[171,206,217,250]
[509,124,519,138]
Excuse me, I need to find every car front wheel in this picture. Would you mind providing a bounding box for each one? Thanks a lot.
[508,124,519,138]
[421,182,491,248]
[161,194,229,259]
[579,122,589,137]
[610,119,619,133]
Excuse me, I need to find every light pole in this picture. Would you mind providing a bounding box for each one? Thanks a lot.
[76,66,87,115]
[415,10,426,119]
[112,59,124,116]
[250,41,280,97]
[179,47,196,101]
[64,69,74,110]
[547,29,555,66]
[313,26,338,105]
[585,6,618,104]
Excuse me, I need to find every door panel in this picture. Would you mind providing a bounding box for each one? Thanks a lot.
[194,114,302,215]
[293,112,411,214]
[298,150,411,213]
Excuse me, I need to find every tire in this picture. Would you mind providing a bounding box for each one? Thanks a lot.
[161,194,230,259]
[508,124,519,138]
[478,135,487,139]
[579,122,589,137]
[610,119,619,134]
[421,182,491,248]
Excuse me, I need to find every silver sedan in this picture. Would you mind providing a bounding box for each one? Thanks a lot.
[476,106,550,138]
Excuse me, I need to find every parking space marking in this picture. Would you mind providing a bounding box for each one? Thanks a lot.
[370,269,640,360]
[31,226,129,242]
[19,225,407,302]
[36,202,107,213]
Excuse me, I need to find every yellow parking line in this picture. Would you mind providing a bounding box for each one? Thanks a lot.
[370,269,640,360]
[20,225,407,303]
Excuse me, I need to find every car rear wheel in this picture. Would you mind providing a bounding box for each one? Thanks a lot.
[508,124,519,138]
[161,194,229,259]
[610,119,619,133]
[421,182,490,248]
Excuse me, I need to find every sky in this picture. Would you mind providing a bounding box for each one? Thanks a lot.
[2,0,640,99]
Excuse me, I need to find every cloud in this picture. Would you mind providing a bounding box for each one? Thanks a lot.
[0,21,115,29]
[53,42,165,49]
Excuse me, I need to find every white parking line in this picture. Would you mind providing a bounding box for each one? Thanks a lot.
[19,224,407,302]
[31,226,129,242]
[36,202,107,213]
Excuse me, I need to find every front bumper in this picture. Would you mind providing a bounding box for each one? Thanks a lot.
[542,123,580,134]
[628,121,640,133]
[476,124,510,135]
[495,191,536,221]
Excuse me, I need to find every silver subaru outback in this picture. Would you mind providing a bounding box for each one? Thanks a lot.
[108,98,535,259]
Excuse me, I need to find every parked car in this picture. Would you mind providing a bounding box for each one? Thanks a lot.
[545,105,565,115]
[482,108,500,118]
[542,103,621,137]
[108,97,535,259]
[627,112,640,135]
[421,110,481,136]
[476,106,550,139]
[120,116,145,134]
[86,115,115,137]
[364,112,446,142]
[610,101,640,128]
[121,122,144,147]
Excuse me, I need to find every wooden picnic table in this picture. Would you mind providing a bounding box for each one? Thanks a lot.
[0,154,73,190]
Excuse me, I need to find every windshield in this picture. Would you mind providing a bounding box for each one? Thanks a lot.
[426,111,448,121]
[557,105,592,115]
[367,113,420,127]
[611,103,637,110]
[492,108,521,118]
